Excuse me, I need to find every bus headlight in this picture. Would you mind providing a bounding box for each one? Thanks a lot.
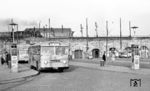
[44,61,48,64]
[61,60,67,64]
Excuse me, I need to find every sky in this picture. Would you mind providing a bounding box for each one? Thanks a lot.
[0,0,150,37]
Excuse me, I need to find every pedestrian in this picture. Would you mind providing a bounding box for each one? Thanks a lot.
[7,52,11,68]
[102,51,106,66]
[5,52,11,68]
[1,56,4,65]
[5,52,9,66]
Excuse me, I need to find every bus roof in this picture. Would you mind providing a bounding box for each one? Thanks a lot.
[32,42,68,47]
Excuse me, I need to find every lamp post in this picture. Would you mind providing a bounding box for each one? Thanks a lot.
[131,26,138,38]
[131,26,140,70]
[9,19,18,72]
[131,26,138,44]
[86,18,89,52]
[9,19,18,43]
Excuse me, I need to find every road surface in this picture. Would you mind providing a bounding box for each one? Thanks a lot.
[2,64,150,91]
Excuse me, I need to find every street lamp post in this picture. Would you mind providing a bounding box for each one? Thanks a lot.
[86,18,89,52]
[131,26,138,38]
[131,26,140,70]
[131,26,138,44]
[9,19,18,72]
[9,19,18,43]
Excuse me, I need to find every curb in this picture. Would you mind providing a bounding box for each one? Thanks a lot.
[0,70,40,84]
[70,62,150,75]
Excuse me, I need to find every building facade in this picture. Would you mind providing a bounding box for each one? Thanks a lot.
[24,37,150,60]
[24,27,74,38]
[0,28,149,60]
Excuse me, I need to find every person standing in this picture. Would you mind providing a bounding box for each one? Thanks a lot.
[102,51,106,66]
[6,52,11,68]
[5,52,9,66]
[1,56,4,65]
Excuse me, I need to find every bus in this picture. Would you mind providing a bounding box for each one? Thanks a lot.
[28,42,69,72]
[18,43,30,62]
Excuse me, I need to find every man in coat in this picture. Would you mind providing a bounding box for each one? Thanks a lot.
[102,51,106,66]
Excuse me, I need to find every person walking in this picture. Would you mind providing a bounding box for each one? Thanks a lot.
[102,51,106,66]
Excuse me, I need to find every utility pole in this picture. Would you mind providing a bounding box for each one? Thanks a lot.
[16,24,19,43]
[86,18,89,37]
[120,18,122,50]
[129,21,131,37]
[61,25,64,33]
[95,22,98,37]
[106,21,108,58]
[86,18,89,52]
[43,26,45,38]
[80,24,83,37]
[45,24,48,38]
[33,26,36,37]
[49,18,50,29]
[49,18,51,38]
[39,21,41,29]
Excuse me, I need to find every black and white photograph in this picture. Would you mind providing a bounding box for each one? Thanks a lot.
[0,0,150,91]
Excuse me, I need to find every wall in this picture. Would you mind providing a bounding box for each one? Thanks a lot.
[2,37,149,59]
[27,37,150,59]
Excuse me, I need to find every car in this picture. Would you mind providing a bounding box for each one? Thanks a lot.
[119,52,131,58]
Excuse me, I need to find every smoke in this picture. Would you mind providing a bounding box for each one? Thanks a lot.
[17,19,38,26]
[0,18,38,32]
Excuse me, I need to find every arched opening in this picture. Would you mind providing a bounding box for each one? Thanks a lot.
[140,46,149,58]
[109,47,116,52]
[74,50,83,59]
[109,47,117,57]
[92,49,99,58]
[140,46,148,50]
[123,47,132,58]
[124,47,132,53]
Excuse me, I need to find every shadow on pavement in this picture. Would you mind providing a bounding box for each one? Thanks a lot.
[18,61,28,64]
[40,65,78,73]
[18,69,31,73]
[64,65,78,72]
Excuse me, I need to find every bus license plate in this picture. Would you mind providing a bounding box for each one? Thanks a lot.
[52,63,64,67]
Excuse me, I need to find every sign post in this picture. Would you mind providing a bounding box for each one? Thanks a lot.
[133,55,140,69]
[131,44,140,70]
[11,43,18,72]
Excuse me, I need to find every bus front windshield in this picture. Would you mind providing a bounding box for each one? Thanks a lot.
[55,46,68,56]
